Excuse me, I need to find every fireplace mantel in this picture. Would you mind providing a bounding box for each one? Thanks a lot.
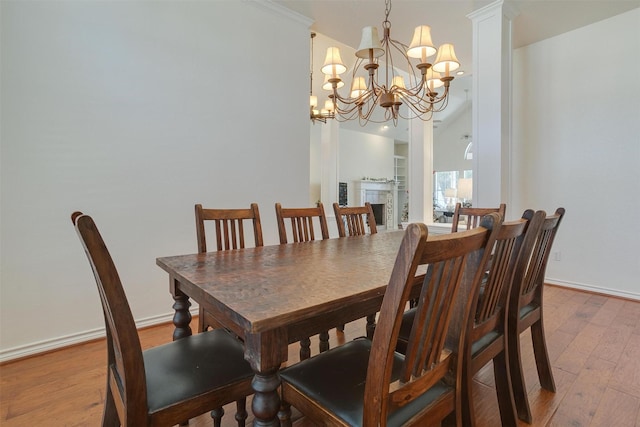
[354,180,398,230]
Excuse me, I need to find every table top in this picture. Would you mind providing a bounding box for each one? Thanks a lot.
[156,231,406,335]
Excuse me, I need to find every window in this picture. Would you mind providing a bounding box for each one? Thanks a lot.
[433,170,473,209]
[433,171,459,209]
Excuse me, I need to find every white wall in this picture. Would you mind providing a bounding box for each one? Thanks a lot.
[0,1,311,359]
[434,103,473,175]
[512,8,640,299]
[338,128,395,205]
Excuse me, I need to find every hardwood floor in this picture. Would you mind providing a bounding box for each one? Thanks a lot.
[1,285,639,426]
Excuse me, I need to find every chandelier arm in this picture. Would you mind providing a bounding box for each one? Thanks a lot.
[399,105,434,122]
[331,92,370,118]
[402,98,434,119]
[358,92,383,123]
[423,84,451,106]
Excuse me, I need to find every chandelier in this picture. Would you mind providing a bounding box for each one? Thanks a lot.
[309,32,334,123]
[321,0,460,125]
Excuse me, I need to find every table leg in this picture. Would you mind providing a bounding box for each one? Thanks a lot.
[170,279,192,341]
[251,370,281,427]
[244,330,288,426]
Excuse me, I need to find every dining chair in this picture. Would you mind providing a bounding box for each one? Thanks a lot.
[275,202,329,244]
[275,202,331,360]
[397,209,545,427]
[332,202,377,238]
[451,202,507,232]
[332,202,378,334]
[195,203,263,332]
[71,212,254,427]
[507,207,565,423]
[279,215,502,427]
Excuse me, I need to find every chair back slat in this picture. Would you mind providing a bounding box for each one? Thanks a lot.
[71,212,147,424]
[333,202,377,237]
[361,214,502,425]
[407,257,465,377]
[195,203,263,253]
[451,203,506,232]
[275,203,329,244]
[518,208,565,299]
[216,218,245,250]
[291,216,314,242]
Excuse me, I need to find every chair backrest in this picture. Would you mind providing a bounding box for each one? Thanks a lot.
[332,202,377,237]
[275,202,330,244]
[71,212,147,425]
[511,208,565,309]
[451,202,507,232]
[195,203,263,253]
[362,214,502,425]
[467,210,545,346]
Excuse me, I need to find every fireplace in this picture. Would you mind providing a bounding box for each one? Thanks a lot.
[354,180,397,230]
[370,203,384,226]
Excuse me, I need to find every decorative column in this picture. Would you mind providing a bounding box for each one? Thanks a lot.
[407,117,434,224]
[319,119,339,208]
[468,0,518,210]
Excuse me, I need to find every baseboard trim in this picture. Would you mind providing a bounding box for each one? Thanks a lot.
[0,308,199,364]
[546,278,640,301]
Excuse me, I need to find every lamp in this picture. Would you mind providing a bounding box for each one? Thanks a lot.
[444,187,456,199]
[444,187,457,209]
[322,0,459,125]
[310,33,334,124]
[457,178,472,206]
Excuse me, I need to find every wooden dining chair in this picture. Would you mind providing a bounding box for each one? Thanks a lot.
[279,215,502,427]
[508,207,565,423]
[275,202,329,244]
[275,202,330,360]
[397,210,545,427]
[451,202,507,232]
[195,203,263,332]
[458,210,546,427]
[71,212,254,427]
[332,202,377,237]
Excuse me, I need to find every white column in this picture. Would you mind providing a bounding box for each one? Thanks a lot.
[408,117,434,224]
[468,0,518,210]
[320,119,339,209]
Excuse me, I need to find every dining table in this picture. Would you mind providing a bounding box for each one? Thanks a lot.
[156,229,408,426]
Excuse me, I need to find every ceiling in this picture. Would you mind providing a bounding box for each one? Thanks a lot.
[276,0,639,141]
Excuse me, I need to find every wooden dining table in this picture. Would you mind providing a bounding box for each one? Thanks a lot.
[156,230,407,426]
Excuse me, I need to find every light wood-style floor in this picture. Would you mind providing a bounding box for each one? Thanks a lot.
[1,285,639,426]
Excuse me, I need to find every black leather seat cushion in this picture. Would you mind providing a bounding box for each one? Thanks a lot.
[280,338,452,426]
[143,328,254,413]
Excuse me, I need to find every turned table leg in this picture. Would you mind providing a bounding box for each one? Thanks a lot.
[251,371,281,427]
[170,278,192,341]
[245,330,288,426]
